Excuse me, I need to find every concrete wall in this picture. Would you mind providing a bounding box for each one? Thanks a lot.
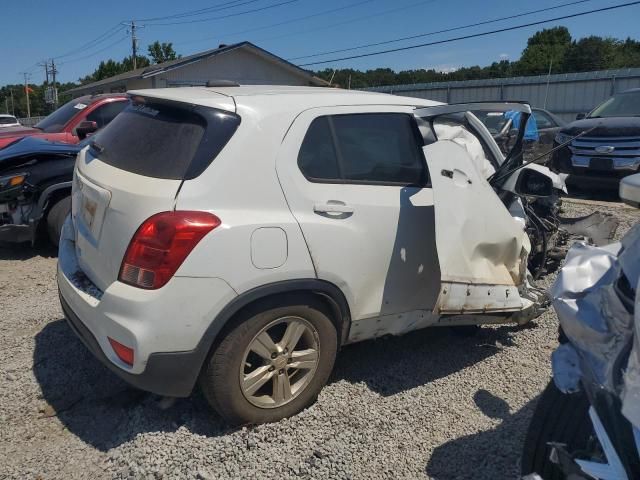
[366,68,640,122]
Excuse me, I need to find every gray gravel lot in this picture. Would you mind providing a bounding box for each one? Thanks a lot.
[1,199,638,480]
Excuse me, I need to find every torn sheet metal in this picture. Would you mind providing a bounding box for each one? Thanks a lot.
[551,223,640,429]
[425,140,529,289]
[560,212,620,247]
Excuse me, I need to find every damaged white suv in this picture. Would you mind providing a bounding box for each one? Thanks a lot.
[58,86,551,424]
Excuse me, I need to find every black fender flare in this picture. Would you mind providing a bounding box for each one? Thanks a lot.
[203,278,351,350]
[33,181,72,220]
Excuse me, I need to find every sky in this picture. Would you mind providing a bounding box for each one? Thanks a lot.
[2,0,639,86]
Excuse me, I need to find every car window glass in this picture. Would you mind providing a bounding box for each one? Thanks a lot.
[34,96,90,133]
[332,113,427,185]
[590,91,640,117]
[91,101,239,180]
[86,101,127,129]
[533,111,554,128]
[297,117,341,181]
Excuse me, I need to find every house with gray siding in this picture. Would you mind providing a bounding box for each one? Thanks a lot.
[67,42,328,97]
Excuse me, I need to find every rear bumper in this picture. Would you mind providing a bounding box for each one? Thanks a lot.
[57,216,238,397]
[60,293,200,397]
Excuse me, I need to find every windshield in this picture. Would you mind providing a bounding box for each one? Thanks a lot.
[0,116,17,125]
[589,91,640,118]
[34,97,91,133]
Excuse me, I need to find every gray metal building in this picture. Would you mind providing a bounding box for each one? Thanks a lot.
[67,42,328,98]
[366,68,640,122]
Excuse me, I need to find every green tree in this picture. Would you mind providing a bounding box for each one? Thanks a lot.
[515,26,572,75]
[147,41,181,64]
[79,55,150,85]
[564,36,619,72]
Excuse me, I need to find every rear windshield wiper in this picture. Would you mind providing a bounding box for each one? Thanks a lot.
[89,140,105,154]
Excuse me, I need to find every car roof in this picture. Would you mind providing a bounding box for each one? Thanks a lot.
[128,85,441,114]
[0,114,17,118]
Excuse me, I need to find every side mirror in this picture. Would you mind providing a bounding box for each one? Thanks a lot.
[619,173,640,208]
[75,120,98,140]
[515,169,553,197]
[575,113,586,120]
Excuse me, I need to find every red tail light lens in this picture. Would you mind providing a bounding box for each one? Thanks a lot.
[119,211,220,289]
[108,337,135,366]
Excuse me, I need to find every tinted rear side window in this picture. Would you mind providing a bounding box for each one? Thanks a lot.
[90,99,240,180]
[298,117,340,181]
[298,113,427,186]
[332,114,425,184]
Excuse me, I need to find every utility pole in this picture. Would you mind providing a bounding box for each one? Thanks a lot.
[38,60,50,84]
[123,21,144,69]
[543,58,553,110]
[4,98,8,114]
[50,59,58,108]
[22,72,31,118]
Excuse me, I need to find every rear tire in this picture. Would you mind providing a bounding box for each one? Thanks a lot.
[521,381,594,479]
[200,296,338,425]
[46,196,71,247]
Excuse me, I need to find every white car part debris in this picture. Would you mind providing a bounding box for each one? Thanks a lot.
[552,223,640,429]
[551,343,583,393]
[574,408,630,480]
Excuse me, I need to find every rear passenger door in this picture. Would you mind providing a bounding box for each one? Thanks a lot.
[276,106,441,329]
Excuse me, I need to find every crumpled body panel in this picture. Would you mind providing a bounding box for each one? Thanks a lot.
[551,223,640,429]
[424,141,528,288]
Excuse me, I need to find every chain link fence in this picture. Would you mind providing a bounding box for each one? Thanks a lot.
[16,116,46,127]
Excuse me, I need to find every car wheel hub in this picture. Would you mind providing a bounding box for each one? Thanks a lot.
[240,316,320,409]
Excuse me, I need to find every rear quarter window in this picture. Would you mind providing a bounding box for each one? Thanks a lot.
[90,99,240,180]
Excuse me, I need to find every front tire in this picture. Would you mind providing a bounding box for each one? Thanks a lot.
[521,381,594,479]
[46,196,71,247]
[200,296,338,425]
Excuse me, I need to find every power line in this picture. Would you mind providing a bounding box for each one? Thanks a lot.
[58,35,130,65]
[145,0,302,26]
[175,0,377,46]
[298,0,640,66]
[136,0,260,22]
[255,0,436,44]
[53,23,126,59]
[289,0,594,61]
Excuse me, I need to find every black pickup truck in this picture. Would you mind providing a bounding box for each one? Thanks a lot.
[550,88,640,190]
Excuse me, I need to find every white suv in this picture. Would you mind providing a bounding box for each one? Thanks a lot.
[58,86,549,424]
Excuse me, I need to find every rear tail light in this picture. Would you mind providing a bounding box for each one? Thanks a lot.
[108,337,135,366]
[119,211,220,289]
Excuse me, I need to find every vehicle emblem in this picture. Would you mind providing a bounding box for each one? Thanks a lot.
[595,145,615,154]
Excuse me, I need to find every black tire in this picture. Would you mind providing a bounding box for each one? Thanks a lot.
[521,380,594,479]
[46,196,71,247]
[200,295,338,425]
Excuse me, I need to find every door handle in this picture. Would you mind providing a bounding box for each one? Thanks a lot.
[313,202,354,214]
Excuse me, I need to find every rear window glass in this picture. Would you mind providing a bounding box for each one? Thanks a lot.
[90,100,239,180]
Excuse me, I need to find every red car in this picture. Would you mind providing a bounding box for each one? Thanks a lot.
[0,94,128,149]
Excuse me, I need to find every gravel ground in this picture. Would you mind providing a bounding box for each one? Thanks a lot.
[1,199,638,480]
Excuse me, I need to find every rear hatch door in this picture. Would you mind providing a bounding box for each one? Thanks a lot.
[72,95,239,292]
